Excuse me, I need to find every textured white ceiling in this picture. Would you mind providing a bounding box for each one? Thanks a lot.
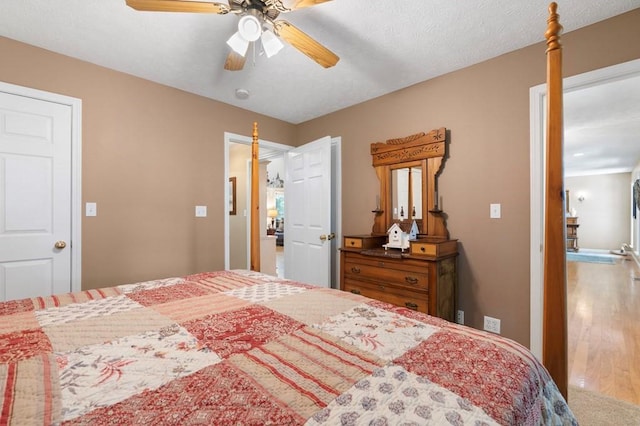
[1,0,639,174]
[564,74,640,177]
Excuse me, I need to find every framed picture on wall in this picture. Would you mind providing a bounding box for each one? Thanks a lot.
[229,177,236,215]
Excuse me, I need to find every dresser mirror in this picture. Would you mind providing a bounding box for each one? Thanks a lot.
[391,164,424,221]
[371,128,449,239]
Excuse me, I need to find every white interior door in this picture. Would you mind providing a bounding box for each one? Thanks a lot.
[0,91,72,301]
[285,136,332,287]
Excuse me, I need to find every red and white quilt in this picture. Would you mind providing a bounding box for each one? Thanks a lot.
[0,270,576,425]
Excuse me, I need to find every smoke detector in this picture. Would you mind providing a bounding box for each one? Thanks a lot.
[235,88,250,100]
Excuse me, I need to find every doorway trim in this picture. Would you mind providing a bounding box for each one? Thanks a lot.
[529,58,640,359]
[0,81,83,293]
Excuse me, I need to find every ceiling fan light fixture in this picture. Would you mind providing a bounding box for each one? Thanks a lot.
[237,15,262,42]
[261,29,284,58]
[226,31,249,56]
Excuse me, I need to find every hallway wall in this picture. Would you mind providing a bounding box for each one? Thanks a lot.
[565,172,632,250]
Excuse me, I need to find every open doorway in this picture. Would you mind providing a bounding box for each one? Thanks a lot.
[266,155,285,278]
[529,58,640,360]
[530,60,640,392]
[223,132,290,273]
[224,131,343,287]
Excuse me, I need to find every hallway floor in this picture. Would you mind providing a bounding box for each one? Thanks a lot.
[276,246,284,278]
[568,253,640,405]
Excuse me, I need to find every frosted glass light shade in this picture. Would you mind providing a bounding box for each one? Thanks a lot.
[226,32,249,56]
[261,29,284,58]
[238,15,261,42]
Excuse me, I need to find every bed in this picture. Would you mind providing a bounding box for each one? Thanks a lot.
[1,270,574,424]
[1,3,574,425]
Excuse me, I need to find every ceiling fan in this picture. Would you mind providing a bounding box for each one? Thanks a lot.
[125,0,340,71]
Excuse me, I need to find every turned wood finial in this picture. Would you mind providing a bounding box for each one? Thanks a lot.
[545,2,563,52]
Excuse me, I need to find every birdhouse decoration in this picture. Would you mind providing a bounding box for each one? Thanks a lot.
[383,223,410,251]
[409,220,419,240]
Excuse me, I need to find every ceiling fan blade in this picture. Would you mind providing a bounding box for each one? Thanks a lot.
[125,0,229,14]
[273,20,339,68]
[224,50,246,71]
[284,0,332,10]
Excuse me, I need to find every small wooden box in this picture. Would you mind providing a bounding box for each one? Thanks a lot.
[343,235,386,250]
[410,238,458,258]
[566,216,578,225]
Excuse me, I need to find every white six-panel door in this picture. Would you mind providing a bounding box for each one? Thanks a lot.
[285,136,332,287]
[0,91,72,301]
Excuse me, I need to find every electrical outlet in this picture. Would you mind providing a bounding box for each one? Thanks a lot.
[456,310,464,325]
[484,315,501,334]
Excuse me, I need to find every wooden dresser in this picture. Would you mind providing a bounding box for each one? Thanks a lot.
[340,235,457,321]
[340,128,459,322]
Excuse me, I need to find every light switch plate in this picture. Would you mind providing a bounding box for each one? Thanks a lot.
[490,203,501,219]
[195,205,207,217]
[86,202,97,217]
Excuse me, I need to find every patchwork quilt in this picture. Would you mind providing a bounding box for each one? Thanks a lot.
[0,270,576,425]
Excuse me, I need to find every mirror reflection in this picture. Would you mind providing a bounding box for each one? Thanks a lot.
[391,167,423,220]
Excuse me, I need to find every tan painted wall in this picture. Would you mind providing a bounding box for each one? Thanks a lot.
[565,173,632,250]
[1,8,639,346]
[0,36,297,289]
[297,9,640,345]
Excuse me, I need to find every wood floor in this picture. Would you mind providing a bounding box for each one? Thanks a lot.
[275,246,284,278]
[568,254,640,405]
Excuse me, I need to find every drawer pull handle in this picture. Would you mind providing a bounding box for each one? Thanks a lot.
[420,246,426,252]
[405,276,418,285]
[350,240,355,246]
[405,302,418,310]
[350,289,361,295]
[351,267,361,274]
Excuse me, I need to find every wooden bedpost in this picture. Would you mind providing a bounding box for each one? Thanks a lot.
[250,122,261,272]
[543,2,568,399]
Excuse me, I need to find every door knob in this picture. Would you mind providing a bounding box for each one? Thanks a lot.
[320,233,336,241]
[54,241,67,249]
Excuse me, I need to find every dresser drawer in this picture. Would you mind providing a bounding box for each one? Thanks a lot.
[409,239,458,257]
[343,235,386,250]
[344,237,363,249]
[344,279,428,313]
[344,257,428,290]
